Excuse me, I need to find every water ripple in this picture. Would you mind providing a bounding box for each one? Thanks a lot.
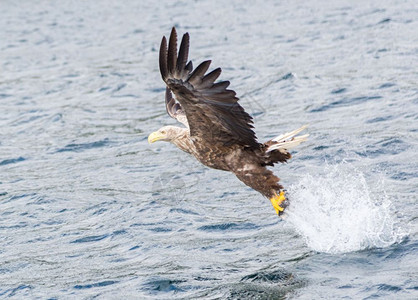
[71,234,109,243]
[0,157,25,166]
[74,280,118,290]
[310,96,382,112]
[198,222,259,232]
[56,139,111,153]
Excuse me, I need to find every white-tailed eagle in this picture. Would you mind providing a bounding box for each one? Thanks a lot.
[148,28,308,215]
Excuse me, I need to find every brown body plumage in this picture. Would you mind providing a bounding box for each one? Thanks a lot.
[148,28,308,213]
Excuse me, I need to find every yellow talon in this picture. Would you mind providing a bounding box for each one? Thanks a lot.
[270,191,286,215]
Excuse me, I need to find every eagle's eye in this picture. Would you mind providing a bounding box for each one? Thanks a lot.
[161,130,166,135]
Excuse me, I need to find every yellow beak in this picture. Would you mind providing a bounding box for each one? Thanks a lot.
[148,131,164,143]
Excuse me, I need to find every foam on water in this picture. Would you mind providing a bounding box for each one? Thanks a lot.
[286,162,406,254]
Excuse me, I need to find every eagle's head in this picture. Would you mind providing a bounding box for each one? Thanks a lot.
[148,126,181,143]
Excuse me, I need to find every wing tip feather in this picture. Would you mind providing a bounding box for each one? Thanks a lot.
[159,36,168,80]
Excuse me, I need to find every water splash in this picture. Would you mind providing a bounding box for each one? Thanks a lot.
[286,162,406,254]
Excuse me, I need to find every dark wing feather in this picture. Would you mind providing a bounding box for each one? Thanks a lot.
[167,27,177,75]
[159,27,258,148]
[159,36,168,79]
[176,32,189,75]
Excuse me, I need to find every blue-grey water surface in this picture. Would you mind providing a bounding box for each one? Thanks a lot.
[1,0,417,299]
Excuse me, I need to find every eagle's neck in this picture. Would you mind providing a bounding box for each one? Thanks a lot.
[171,128,195,154]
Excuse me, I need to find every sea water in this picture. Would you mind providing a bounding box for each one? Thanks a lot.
[1,0,417,299]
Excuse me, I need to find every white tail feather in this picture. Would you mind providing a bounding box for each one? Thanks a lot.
[266,125,309,153]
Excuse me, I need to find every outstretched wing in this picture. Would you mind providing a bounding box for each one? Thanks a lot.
[159,27,258,148]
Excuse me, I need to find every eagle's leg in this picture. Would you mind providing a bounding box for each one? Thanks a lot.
[270,191,287,215]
